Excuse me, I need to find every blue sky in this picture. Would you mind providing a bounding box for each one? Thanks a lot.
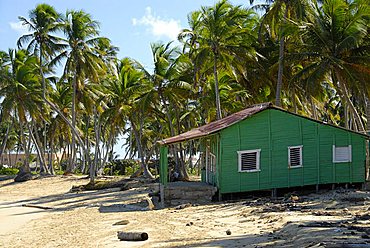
[0,0,253,157]
[0,0,251,69]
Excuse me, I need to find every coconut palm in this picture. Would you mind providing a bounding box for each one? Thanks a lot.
[101,58,155,178]
[250,0,310,107]
[0,49,47,179]
[136,42,195,179]
[294,0,370,132]
[17,4,66,174]
[58,9,107,171]
[179,0,258,120]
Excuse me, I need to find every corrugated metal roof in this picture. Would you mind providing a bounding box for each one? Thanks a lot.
[159,102,370,145]
[159,102,273,145]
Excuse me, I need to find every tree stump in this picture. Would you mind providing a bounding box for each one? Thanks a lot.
[117,231,148,241]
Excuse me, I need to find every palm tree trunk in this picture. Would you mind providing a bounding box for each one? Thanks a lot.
[213,55,222,120]
[366,98,370,134]
[365,98,370,181]
[101,131,114,173]
[18,122,30,173]
[91,106,100,184]
[42,97,91,168]
[275,7,288,107]
[38,50,48,174]
[49,138,54,175]
[0,122,11,160]
[30,122,50,174]
[130,119,154,179]
[70,72,78,172]
[334,71,365,133]
[161,96,182,178]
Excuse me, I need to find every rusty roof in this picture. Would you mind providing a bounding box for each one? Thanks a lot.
[159,102,370,145]
[158,102,273,145]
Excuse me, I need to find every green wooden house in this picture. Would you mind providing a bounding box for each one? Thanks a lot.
[159,103,369,199]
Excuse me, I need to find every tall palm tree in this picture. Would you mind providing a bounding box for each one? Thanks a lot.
[251,0,310,107]
[59,10,107,171]
[295,0,370,132]
[180,0,258,120]
[17,4,65,174]
[137,42,194,179]
[101,58,155,178]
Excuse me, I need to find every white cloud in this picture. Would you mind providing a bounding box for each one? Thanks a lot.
[132,7,182,40]
[9,21,29,35]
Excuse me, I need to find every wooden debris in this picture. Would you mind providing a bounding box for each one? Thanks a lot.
[173,203,192,210]
[145,196,155,210]
[22,204,53,210]
[113,220,130,226]
[117,231,148,241]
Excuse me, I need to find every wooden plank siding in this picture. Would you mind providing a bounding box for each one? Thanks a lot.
[218,109,366,194]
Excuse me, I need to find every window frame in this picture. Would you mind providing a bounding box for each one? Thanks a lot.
[288,145,303,168]
[332,145,352,163]
[237,149,261,173]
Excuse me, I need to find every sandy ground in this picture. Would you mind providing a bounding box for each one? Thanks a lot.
[0,176,370,248]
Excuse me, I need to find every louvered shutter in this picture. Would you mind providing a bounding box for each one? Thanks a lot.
[238,149,260,172]
[288,146,302,168]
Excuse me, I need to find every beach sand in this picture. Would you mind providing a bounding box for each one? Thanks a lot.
[0,176,369,247]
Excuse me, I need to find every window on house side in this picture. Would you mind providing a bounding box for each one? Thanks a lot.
[238,149,261,172]
[333,145,352,163]
[288,145,303,168]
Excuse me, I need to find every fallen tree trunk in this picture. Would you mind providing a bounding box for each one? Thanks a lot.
[117,231,148,241]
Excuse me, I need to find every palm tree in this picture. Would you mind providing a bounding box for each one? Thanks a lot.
[179,0,258,120]
[59,9,107,171]
[136,42,194,179]
[101,58,155,178]
[250,0,310,107]
[17,4,66,174]
[0,49,47,180]
[295,0,370,132]
[48,80,72,171]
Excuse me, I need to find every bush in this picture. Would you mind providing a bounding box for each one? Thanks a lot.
[0,167,19,175]
[104,159,140,176]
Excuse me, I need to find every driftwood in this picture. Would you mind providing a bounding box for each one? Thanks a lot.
[22,204,53,210]
[117,231,148,241]
[145,196,155,210]
[113,220,130,226]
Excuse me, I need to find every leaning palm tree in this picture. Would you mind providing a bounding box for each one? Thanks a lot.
[17,4,65,174]
[0,50,47,180]
[294,0,370,132]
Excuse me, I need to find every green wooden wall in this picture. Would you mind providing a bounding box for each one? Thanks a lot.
[217,109,366,194]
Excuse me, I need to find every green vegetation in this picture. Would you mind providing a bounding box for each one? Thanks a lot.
[0,0,369,182]
[0,167,19,175]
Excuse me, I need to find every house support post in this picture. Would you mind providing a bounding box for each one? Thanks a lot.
[160,184,165,209]
[271,188,277,198]
[159,146,169,208]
